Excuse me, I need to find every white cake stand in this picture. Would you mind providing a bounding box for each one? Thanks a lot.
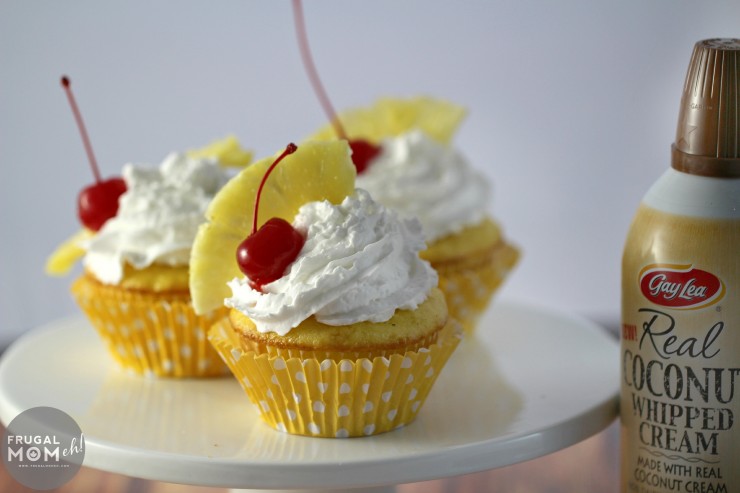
[0,300,618,492]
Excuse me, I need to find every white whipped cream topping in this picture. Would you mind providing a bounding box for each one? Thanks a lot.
[225,189,437,336]
[356,130,489,242]
[83,152,230,285]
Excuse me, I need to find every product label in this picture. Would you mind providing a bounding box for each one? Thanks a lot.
[621,206,739,493]
[639,265,725,309]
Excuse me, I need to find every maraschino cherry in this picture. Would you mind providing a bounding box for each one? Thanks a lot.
[292,0,381,174]
[61,76,126,231]
[236,144,305,291]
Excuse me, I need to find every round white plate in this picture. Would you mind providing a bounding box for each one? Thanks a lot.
[0,300,618,490]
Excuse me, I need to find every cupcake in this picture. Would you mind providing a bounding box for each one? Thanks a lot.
[46,136,253,378]
[190,140,461,437]
[311,97,520,333]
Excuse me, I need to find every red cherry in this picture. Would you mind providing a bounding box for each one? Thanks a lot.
[236,144,304,290]
[78,177,127,231]
[61,75,126,231]
[292,0,378,174]
[348,139,381,174]
[237,217,305,289]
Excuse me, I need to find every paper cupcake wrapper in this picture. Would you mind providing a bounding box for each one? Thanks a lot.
[208,318,462,438]
[435,243,519,334]
[71,276,229,378]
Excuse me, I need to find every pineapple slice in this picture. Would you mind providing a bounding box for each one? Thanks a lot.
[190,140,356,314]
[188,135,253,168]
[310,97,467,145]
[45,229,94,276]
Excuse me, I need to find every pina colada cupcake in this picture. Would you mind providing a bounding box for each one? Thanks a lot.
[49,145,250,378]
[190,140,461,437]
[311,98,520,333]
[47,74,253,378]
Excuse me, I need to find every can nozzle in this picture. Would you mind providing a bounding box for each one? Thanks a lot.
[672,38,740,178]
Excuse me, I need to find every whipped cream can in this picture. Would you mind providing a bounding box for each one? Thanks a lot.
[621,39,740,493]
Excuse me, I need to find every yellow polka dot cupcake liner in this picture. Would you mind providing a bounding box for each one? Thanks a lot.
[208,319,463,438]
[71,275,229,378]
[435,242,519,334]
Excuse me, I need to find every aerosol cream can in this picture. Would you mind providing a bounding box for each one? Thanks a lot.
[621,39,740,493]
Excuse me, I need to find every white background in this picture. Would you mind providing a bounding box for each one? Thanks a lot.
[1,1,738,346]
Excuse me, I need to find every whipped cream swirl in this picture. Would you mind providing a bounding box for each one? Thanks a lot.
[83,153,230,284]
[356,130,489,242]
[226,189,437,335]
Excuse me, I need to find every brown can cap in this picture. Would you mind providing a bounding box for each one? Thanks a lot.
[672,38,740,178]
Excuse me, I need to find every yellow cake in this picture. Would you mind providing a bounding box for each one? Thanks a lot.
[229,288,448,360]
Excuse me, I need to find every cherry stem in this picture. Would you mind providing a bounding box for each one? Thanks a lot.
[61,76,101,184]
[252,143,298,234]
[292,0,347,141]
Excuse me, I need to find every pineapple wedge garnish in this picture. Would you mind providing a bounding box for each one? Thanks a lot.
[188,135,253,168]
[189,140,356,314]
[45,229,94,276]
[310,97,467,145]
